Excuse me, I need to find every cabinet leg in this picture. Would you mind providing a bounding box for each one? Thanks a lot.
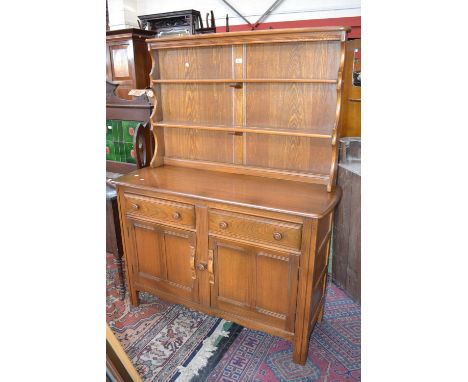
[129,288,140,306]
[317,305,324,323]
[292,341,308,365]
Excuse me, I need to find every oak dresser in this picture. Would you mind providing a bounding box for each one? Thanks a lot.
[112,27,348,364]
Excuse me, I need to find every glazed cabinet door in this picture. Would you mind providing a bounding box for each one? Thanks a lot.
[126,218,199,303]
[208,237,299,334]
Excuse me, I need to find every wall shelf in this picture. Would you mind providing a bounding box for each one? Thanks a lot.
[151,78,338,84]
[153,121,333,139]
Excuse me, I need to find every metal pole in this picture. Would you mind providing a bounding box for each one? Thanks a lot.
[221,0,254,28]
[252,0,284,29]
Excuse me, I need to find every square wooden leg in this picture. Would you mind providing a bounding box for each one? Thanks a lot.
[292,340,308,365]
[129,288,140,306]
[317,305,325,323]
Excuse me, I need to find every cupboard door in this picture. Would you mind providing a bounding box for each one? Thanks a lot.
[209,237,299,333]
[127,218,198,303]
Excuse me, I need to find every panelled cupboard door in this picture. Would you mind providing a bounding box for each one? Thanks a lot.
[208,237,299,334]
[126,218,199,303]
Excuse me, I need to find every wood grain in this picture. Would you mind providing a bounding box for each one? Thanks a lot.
[245,83,336,133]
[106,29,155,100]
[148,28,345,186]
[147,27,349,50]
[332,166,360,303]
[208,208,302,251]
[154,121,332,139]
[245,134,333,175]
[113,166,341,219]
[246,41,340,80]
[158,46,232,80]
[340,39,361,137]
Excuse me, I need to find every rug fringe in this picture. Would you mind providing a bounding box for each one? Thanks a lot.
[175,320,230,382]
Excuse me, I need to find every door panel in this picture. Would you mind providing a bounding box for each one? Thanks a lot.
[256,252,290,318]
[133,224,164,279]
[127,218,198,303]
[164,230,195,288]
[216,243,250,307]
[209,237,299,333]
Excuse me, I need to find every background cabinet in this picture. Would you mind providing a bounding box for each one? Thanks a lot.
[106,29,156,100]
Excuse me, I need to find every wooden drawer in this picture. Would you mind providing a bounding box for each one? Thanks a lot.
[209,209,302,251]
[123,194,195,228]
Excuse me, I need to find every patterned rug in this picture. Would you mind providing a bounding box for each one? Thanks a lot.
[106,253,360,381]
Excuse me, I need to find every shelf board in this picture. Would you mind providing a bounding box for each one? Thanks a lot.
[151,78,337,84]
[153,121,332,139]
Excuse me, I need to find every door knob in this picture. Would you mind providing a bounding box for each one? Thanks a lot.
[196,262,207,271]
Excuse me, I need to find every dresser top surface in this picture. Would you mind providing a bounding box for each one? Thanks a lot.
[146,26,350,44]
[112,165,341,218]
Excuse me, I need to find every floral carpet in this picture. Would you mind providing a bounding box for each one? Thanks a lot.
[106,252,361,381]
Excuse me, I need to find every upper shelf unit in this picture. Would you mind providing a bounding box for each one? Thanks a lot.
[147,27,349,191]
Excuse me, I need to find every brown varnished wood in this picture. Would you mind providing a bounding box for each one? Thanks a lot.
[152,79,337,84]
[153,121,332,139]
[132,275,295,340]
[106,29,155,100]
[147,27,349,50]
[245,83,336,133]
[245,134,333,175]
[209,237,299,334]
[147,27,346,185]
[208,209,302,251]
[116,188,139,305]
[164,128,234,164]
[126,217,199,304]
[115,27,347,365]
[123,193,195,229]
[340,39,361,137]
[233,44,245,165]
[195,205,210,307]
[246,41,341,80]
[328,41,347,192]
[332,166,361,303]
[157,46,232,80]
[163,157,330,185]
[113,166,341,219]
[148,49,164,168]
[292,218,316,364]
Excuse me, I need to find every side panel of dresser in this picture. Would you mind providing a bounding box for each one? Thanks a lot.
[293,212,334,364]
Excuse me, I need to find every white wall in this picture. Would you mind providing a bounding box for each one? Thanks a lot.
[108,0,139,29]
[108,0,360,30]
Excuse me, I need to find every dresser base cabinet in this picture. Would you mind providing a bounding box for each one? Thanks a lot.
[115,166,340,365]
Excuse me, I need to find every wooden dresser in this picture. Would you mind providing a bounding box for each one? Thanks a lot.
[112,27,348,364]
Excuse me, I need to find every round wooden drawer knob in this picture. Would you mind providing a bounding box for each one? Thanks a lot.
[219,221,228,229]
[273,232,283,241]
[131,203,139,210]
[172,211,182,220]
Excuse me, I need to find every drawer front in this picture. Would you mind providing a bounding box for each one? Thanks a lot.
[209,210,302,251]
[124,194,195,228]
